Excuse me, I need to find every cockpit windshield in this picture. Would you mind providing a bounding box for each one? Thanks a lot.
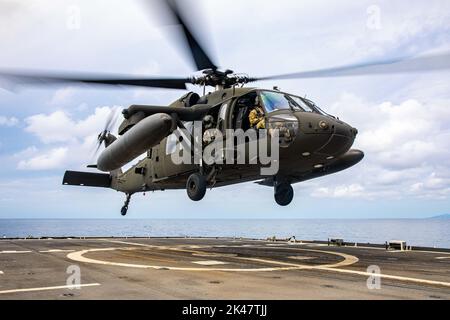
[259,91,293,112]
[259,90,322,114]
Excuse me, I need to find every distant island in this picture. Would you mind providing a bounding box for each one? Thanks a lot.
[428,214,450,219]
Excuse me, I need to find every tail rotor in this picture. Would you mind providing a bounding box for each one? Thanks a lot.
[91,108,121,161]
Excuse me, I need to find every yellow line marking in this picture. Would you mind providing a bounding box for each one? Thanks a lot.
[101,239,359,267]
[0,283,100,295]
[192,260,228,266]
[288,256,314,260]
[67,245,357,272]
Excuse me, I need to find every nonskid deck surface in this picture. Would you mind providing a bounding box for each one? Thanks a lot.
[0,238,449,299]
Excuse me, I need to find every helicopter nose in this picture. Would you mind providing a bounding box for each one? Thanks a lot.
[316,118,357,156]
[294,112,357,158]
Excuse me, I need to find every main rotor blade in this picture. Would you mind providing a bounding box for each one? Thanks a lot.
[0,70,190,90]
[254,52,450,81]
[154,0,217,71]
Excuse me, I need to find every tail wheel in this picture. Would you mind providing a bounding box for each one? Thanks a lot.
[186,173,207,201]
[274,183,294,206]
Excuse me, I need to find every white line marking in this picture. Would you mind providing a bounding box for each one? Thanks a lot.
[0,283,100,295]
[315,266,450,288]
[0,271,3,275]
[436,256,450,260]
[0,250,32,254]
[39,249,75,253]
[102,240,164,249]
[192,260,228,266]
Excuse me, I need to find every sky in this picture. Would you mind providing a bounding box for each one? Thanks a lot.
[0,0,449,219]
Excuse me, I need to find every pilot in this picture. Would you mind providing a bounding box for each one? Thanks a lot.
[249,96,265,130]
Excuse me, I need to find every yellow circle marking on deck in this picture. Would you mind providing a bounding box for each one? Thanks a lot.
[67,245,358,273]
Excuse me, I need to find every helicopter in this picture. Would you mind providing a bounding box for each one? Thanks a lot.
[1,0,449,216]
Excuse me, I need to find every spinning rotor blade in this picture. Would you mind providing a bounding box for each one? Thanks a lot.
[0,70,190,90]
[152,0,218,71]
[92,108,121,158]
[253,52,450,81]
[104,108,121,133]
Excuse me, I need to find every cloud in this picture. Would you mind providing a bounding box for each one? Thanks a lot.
[48,87,76,106]
[17,147,68,170]
[311,184,366,199]
[24,106,121,144]
[308,93,450,200]
[17,106,122,170]
[0,116,19,127]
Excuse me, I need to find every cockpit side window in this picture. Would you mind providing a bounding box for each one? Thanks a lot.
[232,92,258,131]
[289,95,315,113]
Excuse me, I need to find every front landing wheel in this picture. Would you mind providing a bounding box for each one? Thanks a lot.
[274,183,294,206]
[186,173,207,201]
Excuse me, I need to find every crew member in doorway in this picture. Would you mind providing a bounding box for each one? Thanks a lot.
[249,96,265,130]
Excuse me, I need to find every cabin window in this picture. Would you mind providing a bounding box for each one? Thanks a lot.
[165,121,194,155]
[166,134,177,155]
[218,103,228,131]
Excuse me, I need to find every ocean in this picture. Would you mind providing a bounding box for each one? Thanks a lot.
[1,219,449,248]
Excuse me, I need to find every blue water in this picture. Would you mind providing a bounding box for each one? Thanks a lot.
[0,219,449,248]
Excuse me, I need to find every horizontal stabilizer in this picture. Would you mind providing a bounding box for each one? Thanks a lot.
[62,171,111,188]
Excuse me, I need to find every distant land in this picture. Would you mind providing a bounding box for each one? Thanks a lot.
[428,214,450,219]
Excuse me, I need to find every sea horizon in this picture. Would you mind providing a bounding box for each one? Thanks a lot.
[1,218,449,248]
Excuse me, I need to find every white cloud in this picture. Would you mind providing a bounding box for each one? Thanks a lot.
[17,147,68,170]
[48,87,76,106]
[311,184,366,199]
[309,93,450,200]
[18,106,122,170]
[24,106,122,144]
[0,116,19,127]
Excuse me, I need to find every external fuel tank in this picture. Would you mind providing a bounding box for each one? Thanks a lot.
[97,113,173,172]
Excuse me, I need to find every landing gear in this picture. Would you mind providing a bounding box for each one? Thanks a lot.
[274,183,294,206]
[121,193,132,216]
[186,173,207,201]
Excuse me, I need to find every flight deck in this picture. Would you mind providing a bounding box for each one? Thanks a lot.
[0,237,449,299]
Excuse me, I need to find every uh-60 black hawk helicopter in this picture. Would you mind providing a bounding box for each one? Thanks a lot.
[2,0,449,215]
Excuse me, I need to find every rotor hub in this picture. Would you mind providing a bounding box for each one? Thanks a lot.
[190,69,253,89]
